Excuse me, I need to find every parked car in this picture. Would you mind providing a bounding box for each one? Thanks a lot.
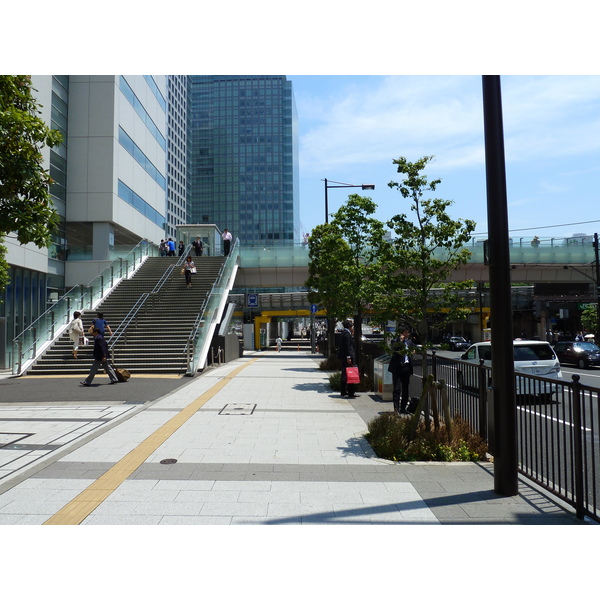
[554,341,600,369]
[447,336,470,351]
[457,340,563,401]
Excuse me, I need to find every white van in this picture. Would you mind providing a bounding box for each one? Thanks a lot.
[457,340,563,400]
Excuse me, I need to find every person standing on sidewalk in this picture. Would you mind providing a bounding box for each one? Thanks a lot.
[337,319,358,398]
[388,328,414,414]
[276,335,283,352]
[80,327,119,386]
[222,228,232,256]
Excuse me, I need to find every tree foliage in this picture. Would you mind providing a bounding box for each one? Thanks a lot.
[581,305,598,338]
[306,194,386,359]
[0,75,63,294]
[382,155,476,344]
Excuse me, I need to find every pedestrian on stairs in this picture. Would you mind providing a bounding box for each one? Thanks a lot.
[222,229,232,256]
[68,311,85,359]
[182,256,195,288]
[178,240,185,256]
[193,237,203,257]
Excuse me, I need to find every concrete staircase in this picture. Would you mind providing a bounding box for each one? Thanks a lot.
[27,255,226,376]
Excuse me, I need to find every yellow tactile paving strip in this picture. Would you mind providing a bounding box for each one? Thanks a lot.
[44,358,259,525]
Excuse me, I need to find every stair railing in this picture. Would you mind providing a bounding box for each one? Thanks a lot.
[12,239,158,375]
[184,239,240,375]
[107,246,193,363]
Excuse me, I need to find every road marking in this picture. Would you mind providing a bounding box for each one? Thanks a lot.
[44,358,259,525]
[517,406,592,431]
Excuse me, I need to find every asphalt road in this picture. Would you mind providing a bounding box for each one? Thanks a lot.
[0,374,193,406]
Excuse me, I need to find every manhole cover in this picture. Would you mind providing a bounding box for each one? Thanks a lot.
[219,403,256,416]
[160,458,177,465]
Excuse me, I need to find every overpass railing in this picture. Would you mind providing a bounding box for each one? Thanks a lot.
[236,235,597,268]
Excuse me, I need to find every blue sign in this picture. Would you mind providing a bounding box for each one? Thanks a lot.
[247,293,259,308]
[310,304,318,314]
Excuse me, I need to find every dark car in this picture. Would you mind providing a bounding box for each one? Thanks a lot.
[554,341,600,369]
[448,336,470,351]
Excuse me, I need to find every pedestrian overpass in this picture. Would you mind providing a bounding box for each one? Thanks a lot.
[233,236,599,289]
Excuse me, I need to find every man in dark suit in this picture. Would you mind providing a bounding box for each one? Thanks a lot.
[337,319,358,398]
[388,328,414,414]
[80,327,119,386]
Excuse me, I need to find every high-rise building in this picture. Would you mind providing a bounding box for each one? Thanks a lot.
[189,75,299,247]
[166,75,189,241]
[1,75,171,363]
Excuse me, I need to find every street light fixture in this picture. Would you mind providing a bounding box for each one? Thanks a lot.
[323,178,375,223]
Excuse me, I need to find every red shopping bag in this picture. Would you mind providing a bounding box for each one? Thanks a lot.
[346,366,360,384]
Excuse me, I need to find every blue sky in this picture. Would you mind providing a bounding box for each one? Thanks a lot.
[290,75,600,243]
[11,5,599,246]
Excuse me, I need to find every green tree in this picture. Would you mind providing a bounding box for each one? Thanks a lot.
[306,194,386,362]
[382,155,476,351]
[581,305,598,338]
[306,222,356,358]
[0,75,63,294]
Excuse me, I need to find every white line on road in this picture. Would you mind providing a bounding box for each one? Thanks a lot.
[517,406,592,432]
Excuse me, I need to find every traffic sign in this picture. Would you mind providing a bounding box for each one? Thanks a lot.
[246,293,259,308]
[310,303,318,314]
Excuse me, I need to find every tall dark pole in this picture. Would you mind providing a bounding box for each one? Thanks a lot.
[324,178,329,224]
[594,233,600,339]
[482,76,518,496]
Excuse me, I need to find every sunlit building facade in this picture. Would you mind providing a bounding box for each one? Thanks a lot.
[189,75,299,247]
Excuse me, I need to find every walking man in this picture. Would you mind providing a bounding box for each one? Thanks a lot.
[388,328,414,414]
[80,327,119,386]
[222,228,232,256]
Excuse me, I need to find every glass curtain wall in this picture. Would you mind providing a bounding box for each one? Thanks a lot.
[189,75,298,248]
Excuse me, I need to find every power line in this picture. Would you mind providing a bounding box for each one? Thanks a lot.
[473,219,600,237]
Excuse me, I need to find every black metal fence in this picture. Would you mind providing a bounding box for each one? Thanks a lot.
[413,352,600,523]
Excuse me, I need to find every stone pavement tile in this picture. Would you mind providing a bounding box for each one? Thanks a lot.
[89,501,141,516]
[176,490,240,503]
[213,480,271,491]
[82,515,163,525]
[130,501,203,516]
[153,479,215,491]
[231,516,302,525]
[0,514,25,524]
[200,502,268,517]
[159,515,233,525]
[109,488,179,502]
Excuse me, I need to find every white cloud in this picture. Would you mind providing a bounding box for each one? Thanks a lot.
[297,75,600,175]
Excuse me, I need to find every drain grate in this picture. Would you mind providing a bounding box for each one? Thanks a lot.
[160,458,178,465]
[219,403,256,416]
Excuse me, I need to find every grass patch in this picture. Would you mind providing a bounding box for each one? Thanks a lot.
[365,412,488,462]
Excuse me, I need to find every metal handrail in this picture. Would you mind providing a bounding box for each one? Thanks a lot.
[108,245,193,359]
[184,239,239,375]
[12,239,158,374]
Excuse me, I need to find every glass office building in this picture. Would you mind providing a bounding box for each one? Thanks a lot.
[189,75,299,247]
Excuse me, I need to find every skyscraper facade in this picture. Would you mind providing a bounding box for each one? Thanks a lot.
[1,75,170,364]
[166,75,189,241]
[189,75,299,247]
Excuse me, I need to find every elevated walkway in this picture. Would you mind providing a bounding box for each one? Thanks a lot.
[234,236,599,287]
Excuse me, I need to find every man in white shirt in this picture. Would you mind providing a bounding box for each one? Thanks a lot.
[222,229,233,256]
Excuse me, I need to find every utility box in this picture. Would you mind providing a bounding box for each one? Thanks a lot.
[373,354,393,401]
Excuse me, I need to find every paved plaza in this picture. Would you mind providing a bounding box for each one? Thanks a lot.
[0,350,588,525]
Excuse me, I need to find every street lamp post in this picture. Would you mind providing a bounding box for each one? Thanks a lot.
[323,179,375,223]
